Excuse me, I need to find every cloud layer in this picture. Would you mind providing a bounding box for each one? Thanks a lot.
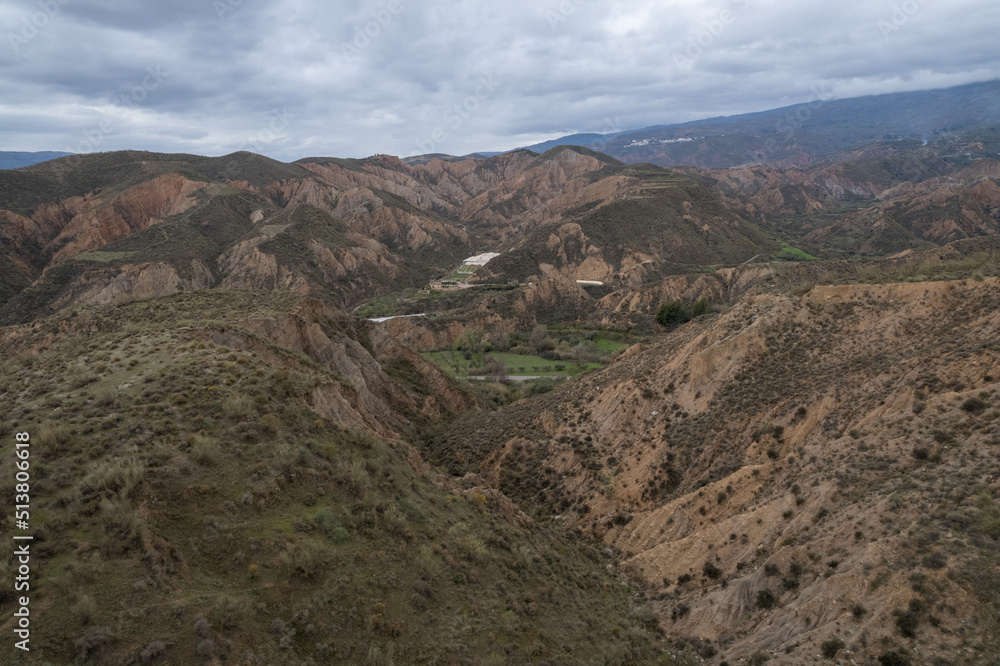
[2,0,999,160]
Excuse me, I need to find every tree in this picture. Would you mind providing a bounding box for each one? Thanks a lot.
[691,297,710,317]
[454,328,484,357]
[484,355,507,383]
[530,324,554,353]
[656,300,690,328]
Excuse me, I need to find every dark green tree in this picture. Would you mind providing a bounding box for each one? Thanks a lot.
[656,300,690,327]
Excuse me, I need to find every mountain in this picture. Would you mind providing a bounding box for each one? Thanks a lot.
[513,80,1000,169]
[4,114,1000,664]
[0,151,74,170]
[0,146,777,325]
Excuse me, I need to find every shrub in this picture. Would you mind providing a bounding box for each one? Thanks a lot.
[282,540,328,579]
[756,589,776,610]
[74,595,97,625]
[894,609,919,638]
[691,297,710,318]
[36,423,74,451]
[83,457,145,498]
[223,395,255,419]
[702,561,722,580]
[878,650,911,666]
[140,641,166,664]
[190,436,220,466]
[961,396,988,413]
[74,626,113,662]
[258,413,280,434]
[820,638,845,659]
[850,603,867,618]
[656,300,691,328]
[911,447,929,461]
[100,496,146,553]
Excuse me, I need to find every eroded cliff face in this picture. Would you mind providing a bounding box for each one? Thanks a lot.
[57,260,216,307]
[708,159,1000,254]
[438,278,1000,663]
[48,174,205,264]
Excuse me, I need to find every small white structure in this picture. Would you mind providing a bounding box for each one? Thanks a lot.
[462,252,500,266]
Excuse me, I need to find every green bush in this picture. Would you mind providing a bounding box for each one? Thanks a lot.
[691,297,710,318]
[656,300,690,327]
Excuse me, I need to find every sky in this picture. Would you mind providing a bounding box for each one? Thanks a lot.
[1,0,999,161]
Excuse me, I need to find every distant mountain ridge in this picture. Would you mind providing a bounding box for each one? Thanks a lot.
[493,79,1000,169]
[0,150,73,170]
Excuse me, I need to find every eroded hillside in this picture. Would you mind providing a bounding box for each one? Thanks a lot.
[428,277,1000,664]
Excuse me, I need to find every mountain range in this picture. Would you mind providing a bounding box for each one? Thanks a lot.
[2,80,1000,664]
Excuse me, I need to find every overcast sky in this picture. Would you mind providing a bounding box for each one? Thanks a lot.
[2,0,999,160]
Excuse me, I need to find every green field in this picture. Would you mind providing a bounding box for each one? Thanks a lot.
[422,351,601,378]
[775,241,820,261]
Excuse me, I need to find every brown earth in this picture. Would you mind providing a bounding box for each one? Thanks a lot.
[432,277,1000,664]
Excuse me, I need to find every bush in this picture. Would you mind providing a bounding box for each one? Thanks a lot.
[702,561,722,580]
[894,609,919,638]
[83,457,145,499]
[961,396,988,413]
[282,539,328,579]
[656,300,691,328]
[691,297,710,317]
[191,436,220,466]
[820,638,845,659]
[878,650,911,666]
[223,395,255,419]
[756,589,776,610]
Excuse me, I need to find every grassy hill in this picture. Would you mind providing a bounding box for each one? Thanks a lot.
[0,291,672,664]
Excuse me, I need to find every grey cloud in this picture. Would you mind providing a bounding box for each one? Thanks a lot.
[0,0,997,160]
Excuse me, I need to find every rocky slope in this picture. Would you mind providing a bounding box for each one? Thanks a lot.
[428,276,1000,664]
[703,149,1000,256]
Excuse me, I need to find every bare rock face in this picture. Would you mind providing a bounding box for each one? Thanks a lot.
[59,259,216,307]
[49,174,204,264]
[218,238,310,294]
